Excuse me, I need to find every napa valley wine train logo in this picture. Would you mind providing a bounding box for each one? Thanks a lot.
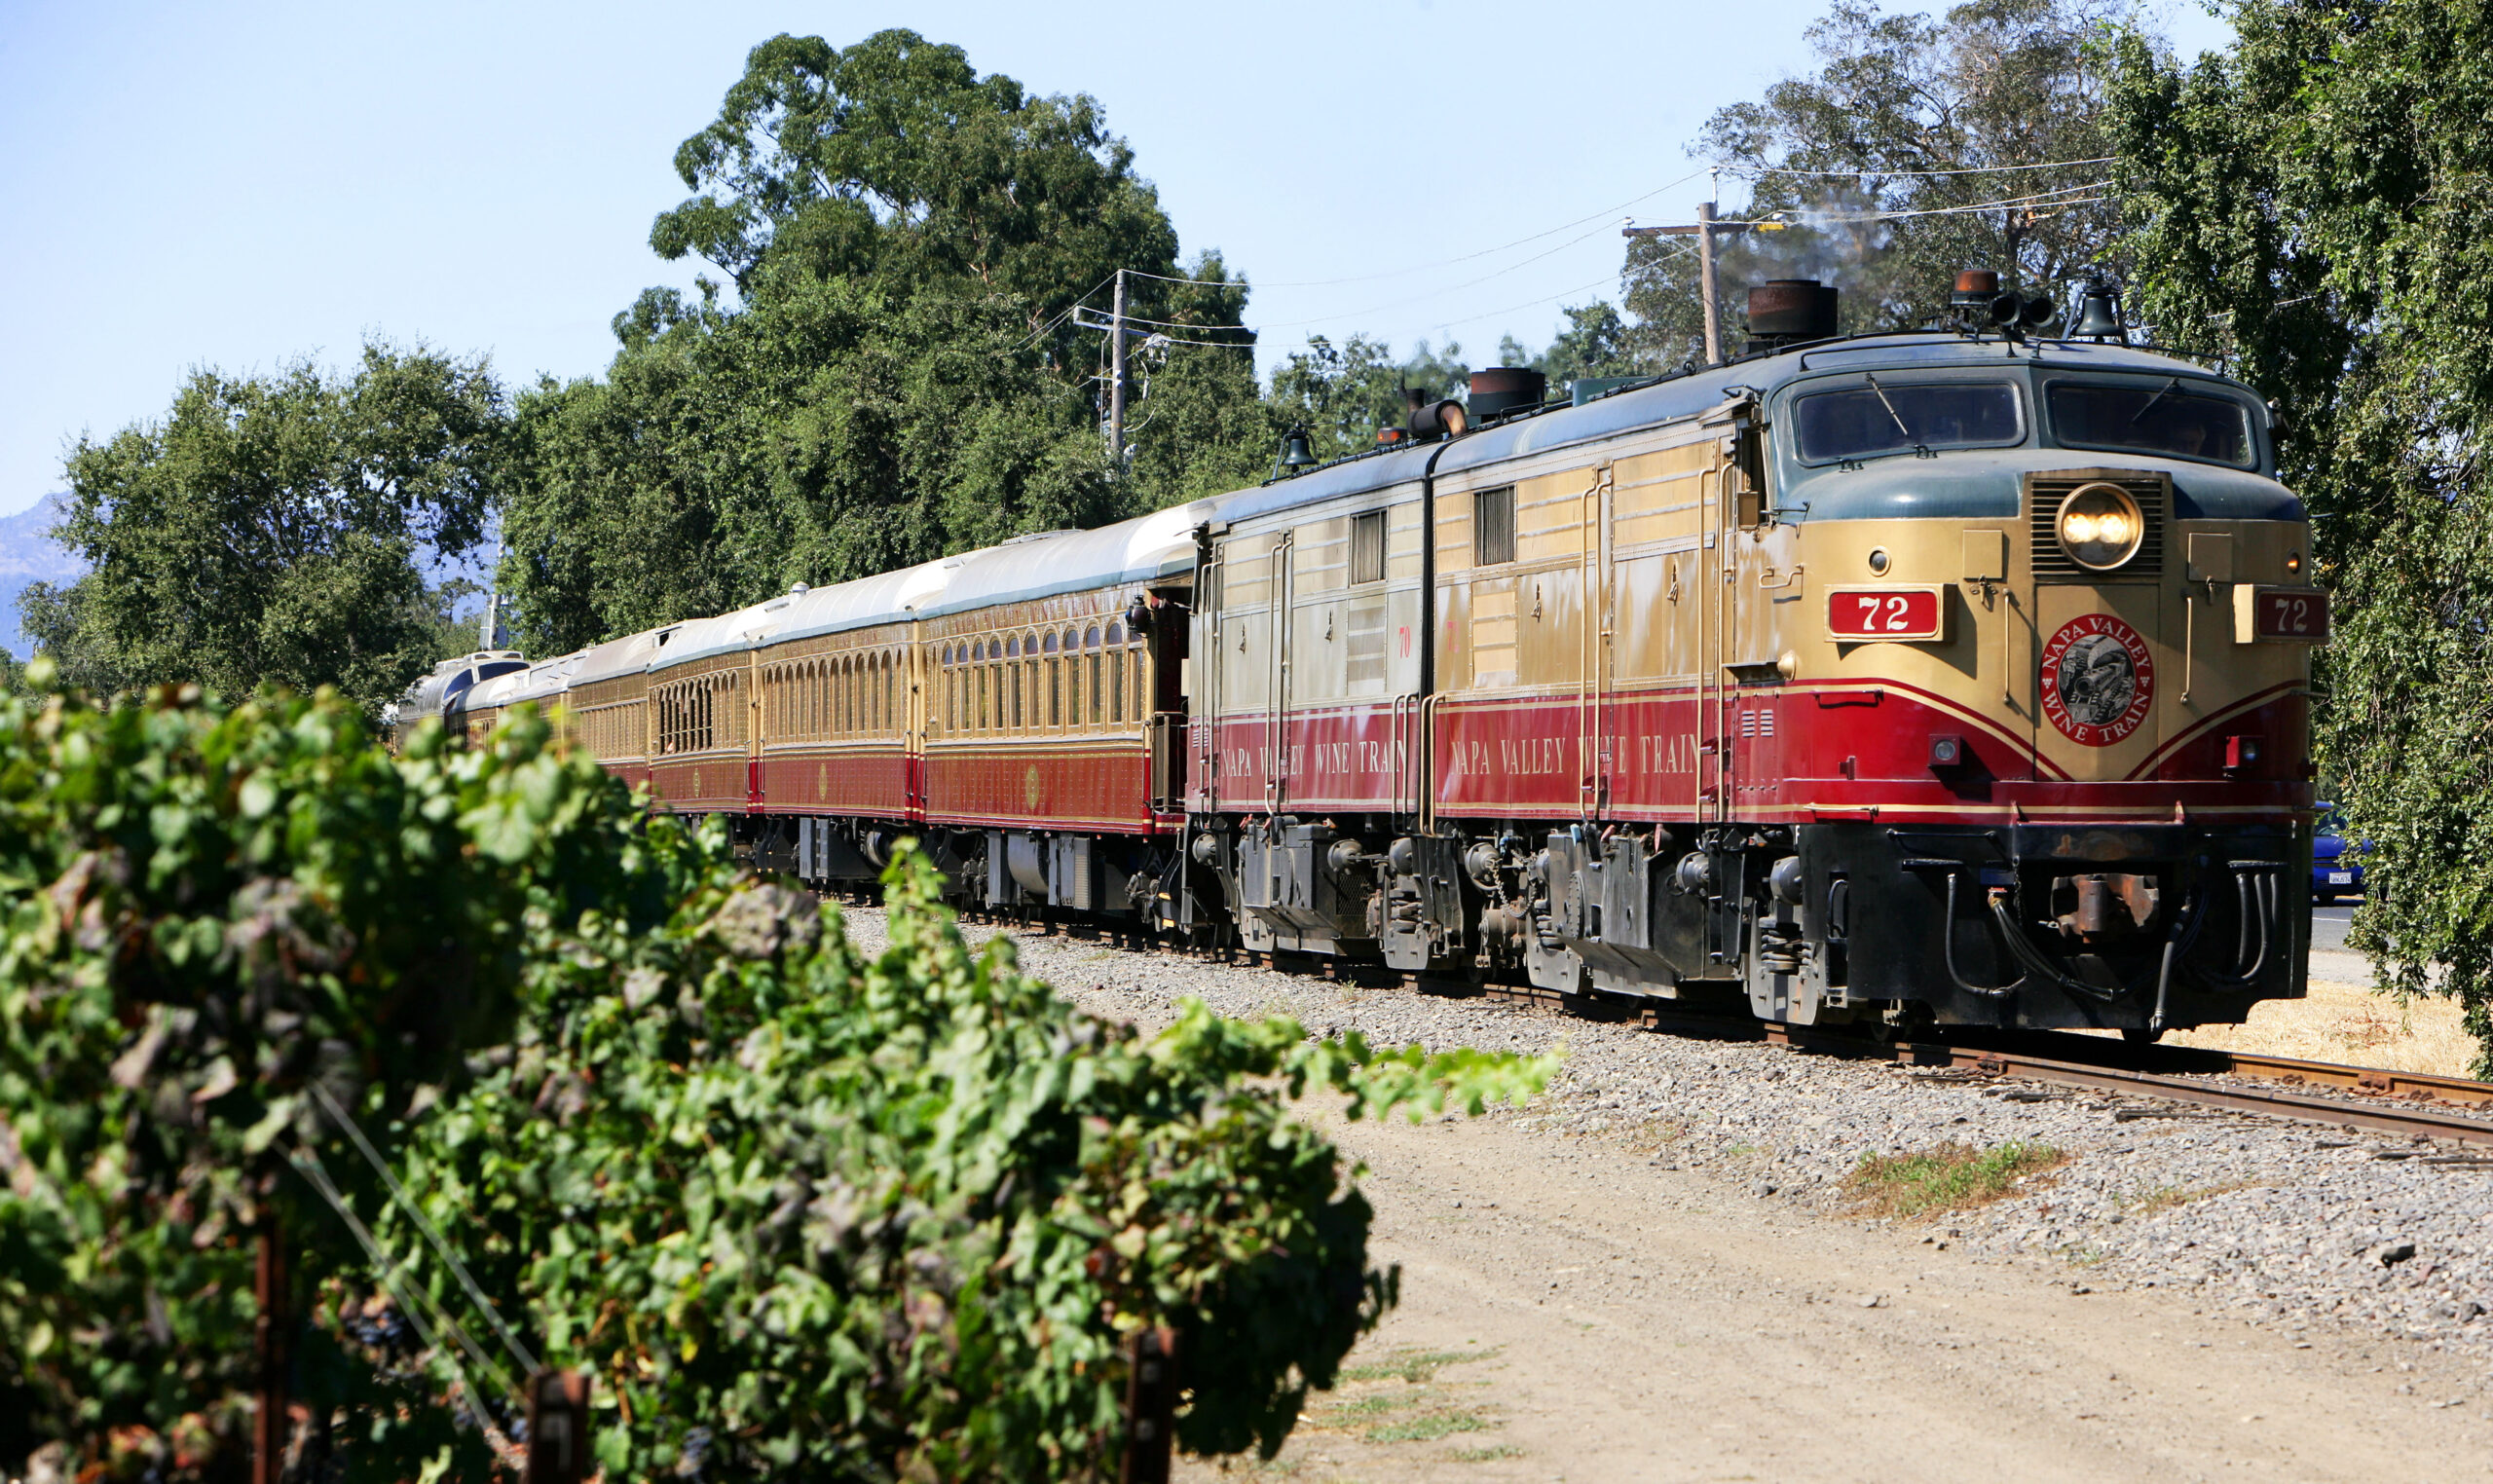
[2039,613,2155,746]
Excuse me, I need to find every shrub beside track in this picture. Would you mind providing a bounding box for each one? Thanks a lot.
[0,685,1548,1481]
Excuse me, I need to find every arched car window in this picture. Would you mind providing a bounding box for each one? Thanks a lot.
[2046,379,2255,468]
[1793,380,2023,464]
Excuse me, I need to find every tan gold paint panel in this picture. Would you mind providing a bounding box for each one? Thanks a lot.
[1614,548,1705,681]
[1610,442,1713,549]
[1436,427,1730,703]
[1387,504,1424,582]
[1470,583,1517,687]
[1514,470,1593,566]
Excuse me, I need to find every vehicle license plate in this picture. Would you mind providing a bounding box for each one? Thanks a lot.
[2329,872,2354,884]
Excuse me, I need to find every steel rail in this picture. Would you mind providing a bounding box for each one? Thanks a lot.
[931,904,2493,1150]
[1763,1024,2493,1149]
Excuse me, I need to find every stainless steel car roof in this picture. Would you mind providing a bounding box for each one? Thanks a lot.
[465,649,583,711]
[573,626,675,688]
[912,501,1209,622]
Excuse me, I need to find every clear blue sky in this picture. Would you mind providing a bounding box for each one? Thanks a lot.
[0,0,2233,518]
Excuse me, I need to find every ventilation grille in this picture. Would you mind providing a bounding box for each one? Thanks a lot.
[2028,472,2166,582]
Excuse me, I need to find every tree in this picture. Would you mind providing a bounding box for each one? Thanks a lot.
[1265,336,1475,464]
[25,344,506,711]
[1499,302,1645,394]
[501,31,1269,653]
[1624,0,2140,363]
[2110,0,2493,1070]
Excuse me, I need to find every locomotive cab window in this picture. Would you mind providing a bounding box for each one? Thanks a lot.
[2046,379,2256,469]
[1473,487,1515,566]
[1793,380,2023,464]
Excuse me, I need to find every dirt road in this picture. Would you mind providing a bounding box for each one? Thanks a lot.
[1180,1109,2493,1483]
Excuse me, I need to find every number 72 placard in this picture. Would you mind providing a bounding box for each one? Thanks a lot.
[1826,586,1948,643]
[2231,585,2330,644]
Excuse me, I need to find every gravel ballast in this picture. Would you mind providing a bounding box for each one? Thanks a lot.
[837,906,2493,1374]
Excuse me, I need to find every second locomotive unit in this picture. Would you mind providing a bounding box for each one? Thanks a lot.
[405,272,2325,1038]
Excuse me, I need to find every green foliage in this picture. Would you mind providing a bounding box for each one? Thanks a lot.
[0,678,1551,1476]
[650,30,1173,332]
[0,679,650,1478]
[502,30,1269,652]
[2110,0,2493,1073]
[1628,0,2140,361]
[416,577,492,666]
[25,344,509,714]
[400,843,1554,1477]
[1265,336,1476,464]
[1499,303,1645,394]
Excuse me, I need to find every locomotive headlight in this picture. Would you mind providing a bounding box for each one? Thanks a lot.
[2055,482,2145,571]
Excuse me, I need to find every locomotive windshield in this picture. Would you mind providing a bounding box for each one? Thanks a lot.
[1792,380,2022,464]
[2047,379,2255,468]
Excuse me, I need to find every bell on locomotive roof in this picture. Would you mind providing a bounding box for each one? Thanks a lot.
[2069,278,2126,342]
[1279,426,1319,470]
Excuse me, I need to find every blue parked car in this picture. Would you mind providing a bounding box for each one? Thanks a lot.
[2313,804,2365,902]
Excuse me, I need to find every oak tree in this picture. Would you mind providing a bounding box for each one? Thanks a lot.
[24,344,506,711]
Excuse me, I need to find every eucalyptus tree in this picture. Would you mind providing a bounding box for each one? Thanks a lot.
[502,30,1264,654]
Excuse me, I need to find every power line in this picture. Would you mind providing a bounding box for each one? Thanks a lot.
[1653,184,2107,232]
[1414,265,1656,342]
[1122,240,1692,355]
[1016,270,1123,349]
[1242,217,1629,333]
[1121,165,1714,293]
[1725,156,2117,179]
[1073,307,1253,334]
[1803,183,2111,222]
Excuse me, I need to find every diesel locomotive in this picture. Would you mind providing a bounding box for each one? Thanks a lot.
[403,273,2326,1038]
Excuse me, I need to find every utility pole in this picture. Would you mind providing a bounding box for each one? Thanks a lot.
[1107,268,1129,465]
[1695,200,1721,365]
[477,534,504,652]
[1623,176,1782,367]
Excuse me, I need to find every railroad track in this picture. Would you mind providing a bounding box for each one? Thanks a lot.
[924,901,2493,1152]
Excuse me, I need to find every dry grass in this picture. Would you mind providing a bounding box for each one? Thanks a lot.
[1338,1348,1496,1385]
[2164,976,2477,1076]
[1844,1140,2067,1220]
[2121,1177,2257,1218]
[1300,1346,1506,1449]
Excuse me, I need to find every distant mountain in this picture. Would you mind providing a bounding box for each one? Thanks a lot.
[0,495,85,657]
